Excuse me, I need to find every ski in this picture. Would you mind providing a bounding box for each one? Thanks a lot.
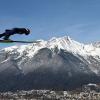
[0,40,40,43]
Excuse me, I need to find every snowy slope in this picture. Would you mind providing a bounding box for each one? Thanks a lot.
[0,36,100,91]
[0,36,100,74]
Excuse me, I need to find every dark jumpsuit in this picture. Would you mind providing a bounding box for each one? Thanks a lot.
[0,28,30,40]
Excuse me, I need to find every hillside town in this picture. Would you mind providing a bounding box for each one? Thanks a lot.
[0,84,100,100]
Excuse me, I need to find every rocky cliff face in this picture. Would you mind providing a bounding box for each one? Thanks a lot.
[0,36,100,91]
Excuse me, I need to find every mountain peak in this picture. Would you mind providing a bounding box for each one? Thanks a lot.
[49,36,72,43]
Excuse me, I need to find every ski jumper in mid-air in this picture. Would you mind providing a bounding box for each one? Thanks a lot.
[0,28,30,40]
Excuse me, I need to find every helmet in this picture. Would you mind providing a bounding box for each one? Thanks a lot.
[25,28,30,35]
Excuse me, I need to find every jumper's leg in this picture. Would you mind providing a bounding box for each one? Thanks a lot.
[0,34,5,38]
[3,34,11,40]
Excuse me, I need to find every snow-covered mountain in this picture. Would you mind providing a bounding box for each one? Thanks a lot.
[0,36,100,91]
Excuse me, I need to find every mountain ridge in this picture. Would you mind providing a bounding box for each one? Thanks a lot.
[2,36,100,57]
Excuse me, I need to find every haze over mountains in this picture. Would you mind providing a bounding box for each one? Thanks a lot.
[0,36,100,91]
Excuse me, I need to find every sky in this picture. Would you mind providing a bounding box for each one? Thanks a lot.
[0,0,100,48]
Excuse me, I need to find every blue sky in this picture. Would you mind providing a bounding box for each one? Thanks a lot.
[0,0,100,47]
